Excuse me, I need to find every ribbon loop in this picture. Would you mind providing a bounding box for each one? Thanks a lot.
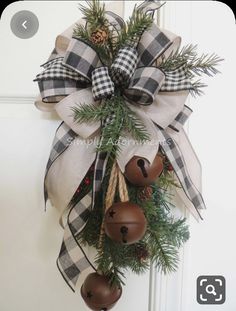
[161,64,192,92]
[63,38,102,80]
[124,67,165,105]
[92,67,115,100]
[111,46,139,86]
[138,23,172,67]
[105,11,125,31]
[34,57,88,103]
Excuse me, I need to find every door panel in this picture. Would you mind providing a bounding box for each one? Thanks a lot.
[0,2,152,311]
[158,2,236,311]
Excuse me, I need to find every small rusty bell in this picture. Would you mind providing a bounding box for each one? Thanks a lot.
[104,202,147,245]
[81,272,122,311]
[124,153,164,186]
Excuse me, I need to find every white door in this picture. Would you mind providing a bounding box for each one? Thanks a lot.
[152,2,236,311]
[0,2,235,311]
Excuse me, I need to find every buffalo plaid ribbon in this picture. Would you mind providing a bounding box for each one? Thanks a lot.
[57,192,94,291]
[161,105,206,218]
[45,124,108,290]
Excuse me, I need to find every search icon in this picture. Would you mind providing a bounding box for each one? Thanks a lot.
[206,284,217,296]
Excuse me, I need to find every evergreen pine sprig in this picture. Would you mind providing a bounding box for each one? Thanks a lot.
[116,6,153,50]
[122,104,150,142]
[158,170,181,191]
[73,0,115,65]
[159,44,223,75]
[72,102,105,123]
[159,44,223,96]
[190,80,207,97]
[74,0,155,63]
[79,0,107,32]
[188,51,223,77]
[72,96,150,157]
[143,184,189,273]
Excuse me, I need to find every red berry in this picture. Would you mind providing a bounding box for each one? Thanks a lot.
[85,177,90,185]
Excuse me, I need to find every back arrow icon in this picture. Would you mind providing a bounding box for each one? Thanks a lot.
[22,20,27,29]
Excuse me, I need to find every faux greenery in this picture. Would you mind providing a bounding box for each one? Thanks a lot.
[74,0,153,65]
[115,5,153,51]
[159,44,223,96]
[79,0,107,31]
[73,96,150,156]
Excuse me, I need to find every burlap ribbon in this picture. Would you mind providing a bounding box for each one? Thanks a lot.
[35,1,205,291]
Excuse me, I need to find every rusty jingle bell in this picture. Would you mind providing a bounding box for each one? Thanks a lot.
[124,153,164,187]
[104,202,147,245]
[81,272,122,311]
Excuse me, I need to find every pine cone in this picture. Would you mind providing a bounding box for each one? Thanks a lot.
[135,244,149,262]
[91,27,109,45]
[138,186,153,201]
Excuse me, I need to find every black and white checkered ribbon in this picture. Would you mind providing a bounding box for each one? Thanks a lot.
[57,191,95,291]
[44,122,77,203]
[160,130,205,219]
[43,123,108,290]
[160,106,206,218]
[161,65,192,92]
[110,46,139,86]
[91,66,115,100]
[168,104,193,132]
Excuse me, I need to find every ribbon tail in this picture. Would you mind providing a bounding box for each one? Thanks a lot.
[44,122,77,208]
[57,150,108,290]
[92,151,109,207]
[158,129,206,220]
[137,0,165,16]
[57,191,96,291]
[45,123,98,213]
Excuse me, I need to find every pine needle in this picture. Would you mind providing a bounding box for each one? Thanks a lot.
[72,103,104,123]
[116,5,153,50]
[72,96,150,157]
[79,0,107,31]
[159,44,223,96]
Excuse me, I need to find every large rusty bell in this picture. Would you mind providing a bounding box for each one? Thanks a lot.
[104,202,147,245]
[124,153,164,186]
[81,272,122,311]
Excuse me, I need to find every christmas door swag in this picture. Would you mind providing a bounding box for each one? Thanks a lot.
[35,1,222,310]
